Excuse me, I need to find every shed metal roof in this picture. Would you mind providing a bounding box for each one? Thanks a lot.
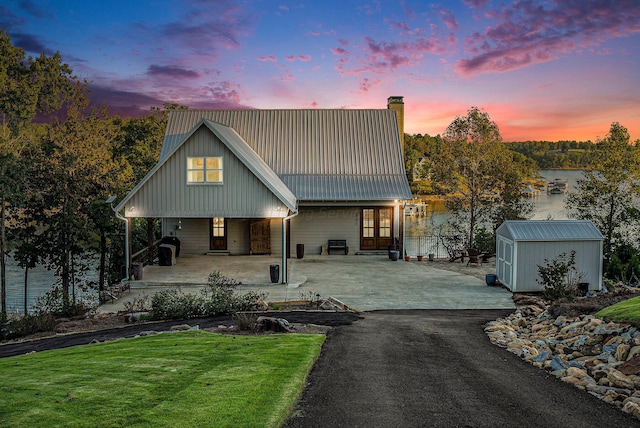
[496,220,604,241]
[160,109,412,201]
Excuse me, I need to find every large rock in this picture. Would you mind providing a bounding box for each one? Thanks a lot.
[609,369,637,390]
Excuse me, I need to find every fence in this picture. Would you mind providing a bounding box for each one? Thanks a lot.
[404,235,464,259]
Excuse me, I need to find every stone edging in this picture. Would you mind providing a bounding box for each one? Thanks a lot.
[485,296,640,419]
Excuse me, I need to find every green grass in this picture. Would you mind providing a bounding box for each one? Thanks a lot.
[595,295,640,324]
[0,330,325,427]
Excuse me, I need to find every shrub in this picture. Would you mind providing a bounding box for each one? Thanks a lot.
[0,313,57,340]
[151,271,267,320]
[536,250,583,301]
[605,243,640,284]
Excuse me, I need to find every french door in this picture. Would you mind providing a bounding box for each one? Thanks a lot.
[360,207,394,250]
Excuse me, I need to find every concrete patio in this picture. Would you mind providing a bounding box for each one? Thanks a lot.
[99,254,515,313]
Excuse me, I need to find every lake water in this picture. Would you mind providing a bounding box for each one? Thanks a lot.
[404,169,586,255]
[4,169,586,314]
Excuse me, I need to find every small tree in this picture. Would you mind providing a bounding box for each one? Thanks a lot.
[536,251,583,301]
[566,122,640,268]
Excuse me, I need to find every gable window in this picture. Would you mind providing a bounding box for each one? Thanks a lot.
[187,157,223,184]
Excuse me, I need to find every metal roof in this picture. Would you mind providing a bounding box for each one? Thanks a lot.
[160,109,413,201]
[496,220,604,241]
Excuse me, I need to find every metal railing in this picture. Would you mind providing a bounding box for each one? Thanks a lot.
[404,235,465,259]
[131,239,163,267]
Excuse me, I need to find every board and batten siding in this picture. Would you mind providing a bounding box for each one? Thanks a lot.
[512,240,602,293]
[126,126,287,219]
[290,207,360,255]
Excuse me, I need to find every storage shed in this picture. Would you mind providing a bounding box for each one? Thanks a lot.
[495,220,603,293]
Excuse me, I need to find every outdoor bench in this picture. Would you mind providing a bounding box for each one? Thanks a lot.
[328,239,348,255]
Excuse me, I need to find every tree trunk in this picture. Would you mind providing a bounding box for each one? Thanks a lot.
[99,225,106,293]
[23,266,28,315]
[1,190,6,317]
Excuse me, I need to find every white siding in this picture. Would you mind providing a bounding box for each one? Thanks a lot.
[290,207,360,255]
[514,241,602,292]
[127,126,288,218]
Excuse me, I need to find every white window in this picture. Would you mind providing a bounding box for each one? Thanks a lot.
[187,157,223,184]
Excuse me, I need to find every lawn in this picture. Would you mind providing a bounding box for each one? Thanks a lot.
[0,330,325,427]
[596,295,640,324]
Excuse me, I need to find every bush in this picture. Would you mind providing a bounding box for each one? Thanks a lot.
[605,243,640,284]
[150,271,267,320]
[473,227,496,254]
[0,313,57,340]
[536,250,583,301]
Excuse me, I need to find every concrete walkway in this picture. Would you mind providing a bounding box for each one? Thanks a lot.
[99,255,514,313]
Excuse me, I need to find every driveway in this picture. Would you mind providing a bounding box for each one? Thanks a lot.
[284,310,639,428]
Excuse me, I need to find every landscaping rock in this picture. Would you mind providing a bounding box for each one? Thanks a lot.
[486,290,640,420]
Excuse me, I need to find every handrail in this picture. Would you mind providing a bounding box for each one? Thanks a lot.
[131,239,163,267]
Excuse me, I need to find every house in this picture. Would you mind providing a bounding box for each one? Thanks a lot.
[115,97,413,282]
[495,220,604,292]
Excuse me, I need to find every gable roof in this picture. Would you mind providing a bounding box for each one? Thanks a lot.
[202,120,297,211]
[115,119,297,213]
[161,109,412,201]
[496,220,604,241]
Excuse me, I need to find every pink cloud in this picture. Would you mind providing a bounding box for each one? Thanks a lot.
[438,8,459,31]
[286,55,296,62]
[258,55,277,62]
[456,0,640,76]
[297,55,311,61]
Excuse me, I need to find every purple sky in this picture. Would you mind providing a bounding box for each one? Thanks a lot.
[2,0,639,141]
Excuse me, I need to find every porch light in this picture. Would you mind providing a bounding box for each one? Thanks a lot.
[176,219,182,230]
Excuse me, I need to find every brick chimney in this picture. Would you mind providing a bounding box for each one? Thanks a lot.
[387,96,405,155]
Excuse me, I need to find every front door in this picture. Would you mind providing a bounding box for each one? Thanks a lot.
[250,219,271,255]
[360,207,394,250]
[210,217,227,250]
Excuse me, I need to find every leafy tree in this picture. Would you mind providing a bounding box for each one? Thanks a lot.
[432,107,532,247]
[0,31,75,318]
[36,92,119,313]
[566,122,640,267]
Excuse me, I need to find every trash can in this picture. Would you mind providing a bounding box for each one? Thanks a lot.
[158,244,175,266]
[296,244,304,259]
[578,282,589,296]
[389,250,399,261]
[132,263,143,280]
[485,274,497,286]
[161,236,181,257]
[388,244,398,259]
[270,264,280,283]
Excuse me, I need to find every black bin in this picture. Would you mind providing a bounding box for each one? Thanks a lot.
[161,236,181,257]
[578,282,589,296]
[270,264,280,283]
[388,244,398,259]
[158,245,174,266]
[296,244,304,259]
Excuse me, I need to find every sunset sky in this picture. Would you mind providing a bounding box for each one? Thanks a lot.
[2,0,639,142]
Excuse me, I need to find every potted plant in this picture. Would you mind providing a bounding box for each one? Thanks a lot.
[417,255,424,261]
[404,250,410,262]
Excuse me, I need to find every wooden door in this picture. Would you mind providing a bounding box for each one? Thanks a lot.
[250,219,271,255]
[360,207,394,250]
[210,217,227,250]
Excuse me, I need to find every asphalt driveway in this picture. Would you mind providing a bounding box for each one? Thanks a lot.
[284,310,639,428]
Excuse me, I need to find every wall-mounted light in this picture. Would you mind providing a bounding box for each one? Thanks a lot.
[128,206,135,212]
[176,219,182,230]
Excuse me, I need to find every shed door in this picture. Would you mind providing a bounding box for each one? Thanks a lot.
[360,208,394,250]
[250,219,271,255]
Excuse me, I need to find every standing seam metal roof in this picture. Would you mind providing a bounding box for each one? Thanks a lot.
[160,109,412,201]
[497,220,604,241]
